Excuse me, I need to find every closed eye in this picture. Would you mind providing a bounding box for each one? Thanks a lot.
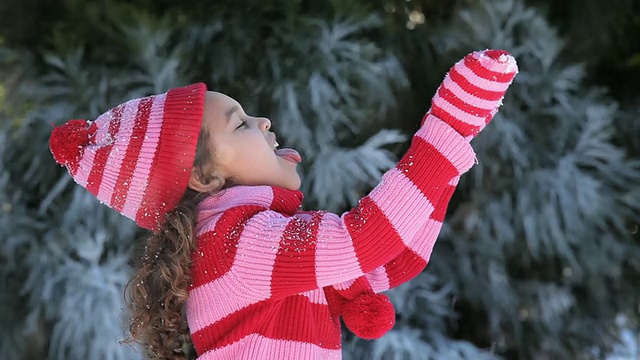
[235,121,246,130]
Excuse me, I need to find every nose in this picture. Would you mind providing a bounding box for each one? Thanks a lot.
[257,117,271,131]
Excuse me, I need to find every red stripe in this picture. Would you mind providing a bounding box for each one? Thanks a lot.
[464,55,516,82]
[271,187,304,216]
[449,66,506,101]
[384,250,427,288]
[192,295,341,355]
[111,97,154,211]
[270,212,323,297]
[190,205,265,289]
[430,102,483,137]
[396,137,459,203]
[437,85,492,118]
[382,175,459,289]
[134,86,203,230]
[343,196,406,273]
[431,183,456,222]
[69,122,98,176]
[384,178,458,289]
[85,104,125,197]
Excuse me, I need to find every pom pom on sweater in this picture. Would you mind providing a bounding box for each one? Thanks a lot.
[342,293,396,340]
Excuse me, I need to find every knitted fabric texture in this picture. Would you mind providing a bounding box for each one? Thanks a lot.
[186,49,517,360]
[49,83,206,231]
[187,122,474,359]
[323,48,518,339]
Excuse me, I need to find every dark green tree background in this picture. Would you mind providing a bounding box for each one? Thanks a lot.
[1,0,638,359]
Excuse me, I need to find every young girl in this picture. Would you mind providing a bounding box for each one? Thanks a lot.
[49,49,517,359]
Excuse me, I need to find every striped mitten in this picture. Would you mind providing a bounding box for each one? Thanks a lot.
[425,49,518,140]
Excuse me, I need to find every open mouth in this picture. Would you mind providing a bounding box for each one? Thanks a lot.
[272,136,301,163]
[275,148,301,163]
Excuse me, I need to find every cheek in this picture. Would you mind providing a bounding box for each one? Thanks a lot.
[209,141,235,169]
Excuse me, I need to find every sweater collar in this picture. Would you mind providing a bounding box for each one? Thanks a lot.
[197,185,303,223]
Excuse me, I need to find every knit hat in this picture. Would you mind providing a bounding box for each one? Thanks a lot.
[49,83,207,231]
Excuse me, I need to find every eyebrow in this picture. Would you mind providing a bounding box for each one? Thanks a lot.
[225,105,239,124]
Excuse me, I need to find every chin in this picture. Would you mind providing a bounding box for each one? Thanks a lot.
[282,183,301,191]
[283,178,302,191]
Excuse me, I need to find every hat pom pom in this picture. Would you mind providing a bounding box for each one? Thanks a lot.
[50,120,93,166]
[342,293,396,340]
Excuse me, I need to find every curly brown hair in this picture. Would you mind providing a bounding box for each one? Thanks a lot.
[124,125,212,359]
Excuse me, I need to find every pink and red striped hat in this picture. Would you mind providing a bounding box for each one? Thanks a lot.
[49,83,206,231]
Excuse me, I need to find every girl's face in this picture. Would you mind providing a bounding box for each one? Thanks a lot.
[195,91,302,191]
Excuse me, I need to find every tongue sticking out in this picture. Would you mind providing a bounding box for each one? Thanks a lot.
[275,148,302,163]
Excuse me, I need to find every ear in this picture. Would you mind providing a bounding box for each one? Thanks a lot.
[188,167,226,193]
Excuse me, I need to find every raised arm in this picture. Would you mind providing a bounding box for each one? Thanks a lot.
[342,49,519,292]
[364,176,460,292]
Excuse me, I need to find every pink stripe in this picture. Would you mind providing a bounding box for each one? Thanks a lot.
[96,99,141,203]
[369,168,435,245]
[93,108,118,143]
[195,186,275,233]
[431,92,486,128]
[186,272,262,333]
[415,118,476,173]
[365,267,391,293]
[75,104,124,187]
[195,214,222,241]
[229,211,288,298]
[121,94,165,219]
[74,146,97,187]
[364,175,461,294]
[442,75,501,110]
[332,278,356,291]
[455,61,512,92]
[299,289,328,305]
[197,334,342,360]
[188,204,286,332]
[407,218,442,259]
[405,176,460,262]
[314,214,361,286]
[403,175,460,256]
[74,109,119,187]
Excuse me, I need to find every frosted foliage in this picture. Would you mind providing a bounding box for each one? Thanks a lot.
[605,317,640,360]
[0,7,409,359]
[14,210,139,360]
[385,273,454,328]
[2,0,639,359]
[344,273,499,359]
[0,134,31,357]
[114,14,187,95]
[308,130,406,211]
[183,15,409,211]
[0,8,162,360]
[265,16,408,154]
[425,0,640,357]
[365,328,498,360]
[46,256,139,360]
[257,17,409,210]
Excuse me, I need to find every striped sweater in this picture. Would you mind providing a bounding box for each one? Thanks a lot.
[186,50,518,359]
